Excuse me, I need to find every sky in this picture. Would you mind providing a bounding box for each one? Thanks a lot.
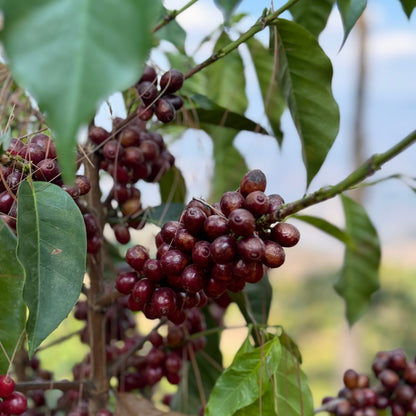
[154,0,416,256]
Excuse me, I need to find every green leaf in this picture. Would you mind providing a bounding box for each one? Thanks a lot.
[1,0,161,182]
[156,10,186,53]
[275,19,340,187]
[185,93,269,135]
[205,334,281,416]
[337,0,367,46]
[0,220,25,374]
[146,202,185,225]
[290,0,335,38]
[171,309,223,415]
[16,181,86,355]
[274,344,314,416]
[233,384,278,416]
[246,37,285,144]
[230,274,273,325]
[159,166,187,204]
[214,0,242,23]
[399,0,416,18]
[294,214,354,247]
[0,129,12,154]
[334,195,381,325]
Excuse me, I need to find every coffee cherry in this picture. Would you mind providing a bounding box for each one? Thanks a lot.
[119,126,141,147]
[228,208,256,237]
[121,198,142,217]
[210,235,237,264]
[138,65,157,84]
[137,104,155,121]
[378,369,400,390]
[125,245,149,272]
[0,374,15,398]
[239,169,267,197]
[164,352,182,373]
[115,271,138,294]
[394,384,414,405]
[161,221,182,244]
[132,278,154,304]
[2,391,27,414]
[151,287,177,316]
[124,146,145,167]
[270,222,300,247]
[174,228,197,253]
[164,94,184,110]
[160,69,184,94]
[160,249,189,276]
[182,206,207,236]
[220,191,245,217]
[233,260,264,284]
[211,263,233,282]
[204,277,227,298]
[113,224,131,244]
[0,191,14,214]
[267,194,285,214]
[142,259,164,283]
[343,369,359,389]
[75,175,91,195]
[192,240,212,269]
[35,158,60,181]
[89,126,110,145]
[137,81,159,105]
[263,240,285,268]
[203,215,229,240]
[155,98,176,123]
[181,265,206,293]
[103,139,124,161]
[237,236,265,263]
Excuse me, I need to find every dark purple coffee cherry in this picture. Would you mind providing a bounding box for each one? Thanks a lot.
[139,139,160,162]
[180,265,206,293]
[124,146,145,167]
[267,194,285,214]
[233,259,264,284]
[220,191,245,217]
[182,206,207,236]
[263,240,285,268]
[244,191,270,217]
[119,126,141,147]
[237,236,265,263]
[138,66,157,84]
[151,287,177,316]
[192,240,213,269]
[142,259,164,283]
[210,235,237,264]
[137,81,159,105]
[34,158,60,181]
[203,214,229,240]
[270,222,300,247]
[115,271,138,294]
[132,278,154,304]
[378,369,400,390]
[113,224,131,244]
[211,263,233,282]
[160,69,184,94]
[75,175,91,195]
[0,191,14,214]
[239,169,267,197]
[155,98,176,123]
[89,126,110,145]
[103,139,124,161]
[228,208,256,237]
[161,221,182,244]
[164,94,184,110]
[204,277,227,298]
[173,228,197,253]
[125,245,149,272]
[160,249,189,276]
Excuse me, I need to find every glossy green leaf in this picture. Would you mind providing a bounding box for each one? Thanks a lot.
[214,0,242,23]
[0,220,25,374]
[246,37,285,144]
[290,0,335,38]
[156,10,186,53]
[185,93,269,134]
[274,344,314,416]
[334,195,381,325]
[230,274,273,325]
[1,0,161,182]
[399,0,416,18]
[159,166,187,204]
[234,384,278,416]
[294,214,353,247]
[337,0,367,46]
[275,19,340,187]
[16,181,86,355]
[171,309,223,415]
[205,334,281,416]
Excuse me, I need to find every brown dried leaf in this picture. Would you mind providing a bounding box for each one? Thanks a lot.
[115,393,189,416]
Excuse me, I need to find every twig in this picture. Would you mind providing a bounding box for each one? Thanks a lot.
[153,0,200,33]
[15,380,91,393]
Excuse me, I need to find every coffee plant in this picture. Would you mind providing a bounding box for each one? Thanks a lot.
[0,0,415,415]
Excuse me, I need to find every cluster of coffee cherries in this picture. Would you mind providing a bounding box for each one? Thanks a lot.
[322,349,416,416]
[115,169,300,323]
[0,374,27,415]
[73,291,206,394]
[135,66,184,123]
[0,133,91,233]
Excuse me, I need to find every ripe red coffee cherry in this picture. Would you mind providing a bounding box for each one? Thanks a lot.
[237,237,265,263]
[139,139,160,162]
[142,259,164,283]
[267,194,285,214]
[0,374,15,398]
[378,369,400,390]
[125,245,149,272]
[204,277,227,298]
[182,206,207,236]
[113,224,131,244]
[75,175,91,195]
[35,158,61,181]
[119,126,141,147]
[132,278,154,304]
[124,146,145,167]
[151,287,177,316]
[233,259,264,284]
[2,391,27,415]
[115,271,138,294]
[161,221,182,244]
[0,191,14,214]
[103,139,124,161]
[160,69,184,94]
[228,208,256,237]
[160,249,189,276]
[270,222,300,247]
[164,352,182,373]
[164,94,184,110]
[180,265,206,293]
[203,215,229,240]
[210,235,237,264]
[187,199,212,217]
[211,263,233,282]
[220,191,245,217]
[174,228,197,253]
[244,191,270,217]
[88,126,110,145]
[192,240,213,269]
[138,65,157,84]
[239,169,267,197]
